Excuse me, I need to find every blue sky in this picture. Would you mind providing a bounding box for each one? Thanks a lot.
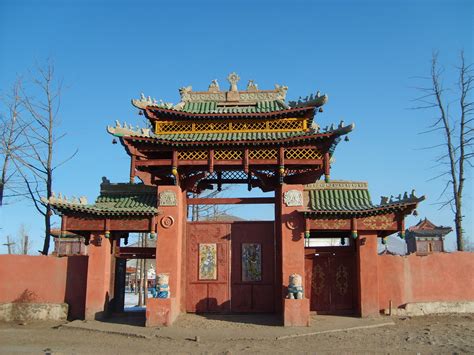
[0,0,472,253]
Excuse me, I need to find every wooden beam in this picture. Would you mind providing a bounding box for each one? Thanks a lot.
[130,155,136,183]
[187,197,275,205]
[209,149,214,173]
[243,148,249,173]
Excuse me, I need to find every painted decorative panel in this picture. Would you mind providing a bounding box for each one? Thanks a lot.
[199,243,217,280]
[241,243,262,282]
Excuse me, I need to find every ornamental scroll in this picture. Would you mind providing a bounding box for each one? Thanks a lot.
[159,190,177,206]
[283,190,303,207]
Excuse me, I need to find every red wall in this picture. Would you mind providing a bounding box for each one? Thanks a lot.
[378,252,474,310]
[0,255,88,319]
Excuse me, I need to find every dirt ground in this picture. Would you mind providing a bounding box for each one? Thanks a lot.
[0,313,473,354]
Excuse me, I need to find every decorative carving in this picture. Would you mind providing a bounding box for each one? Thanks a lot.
[155,273,170,298]
[274,84,288,101]
[159,190,177,206]
[107,120,151,138]
[131,93,174,110]
[288,90,328,108]
[208,79,220,92]
[305,180,368,190]
[379,189,423,205]
[246,80,258,92]
[335,264,349,296]
[227,72,240,92]
[283,190,303,207]
[312,264,325,296]
[287,273,303,299]
[41,192,88,205]
[160,216,175,229]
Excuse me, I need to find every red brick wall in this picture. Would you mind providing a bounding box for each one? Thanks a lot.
[0,255,88,319]
[378,252,474,311]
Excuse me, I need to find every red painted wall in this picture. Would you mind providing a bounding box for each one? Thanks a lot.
[378,252,474,311]
[0,255,88,319]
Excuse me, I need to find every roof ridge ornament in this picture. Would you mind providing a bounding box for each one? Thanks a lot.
[208,79,220,92]
[379,189,425,206]
[247,80,258,92]
[288,91,328,109]
[227,72,240,92]
[107,120,151,138]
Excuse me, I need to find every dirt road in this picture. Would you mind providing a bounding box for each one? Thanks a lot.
[0,314,473,354]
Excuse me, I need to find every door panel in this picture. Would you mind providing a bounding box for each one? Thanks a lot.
[186,223,230,313]
[231,222,275,313]
[305,247,356,314]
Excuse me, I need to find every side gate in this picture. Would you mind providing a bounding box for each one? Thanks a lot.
[304,246,357,314]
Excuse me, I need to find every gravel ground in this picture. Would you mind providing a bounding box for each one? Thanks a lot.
[0,314,473,354]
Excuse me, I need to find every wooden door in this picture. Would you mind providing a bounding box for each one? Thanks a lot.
[305,247,356,314]
[231,222,275,313]
[186,223,231,313]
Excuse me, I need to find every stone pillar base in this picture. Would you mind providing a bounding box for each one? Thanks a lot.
[283,298,310,326]
[146,298,179,327]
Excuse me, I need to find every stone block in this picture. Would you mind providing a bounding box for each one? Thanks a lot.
[283,298,310,327]
[385,301,474,316]
[146,298,179,327]
[0,303,68,322]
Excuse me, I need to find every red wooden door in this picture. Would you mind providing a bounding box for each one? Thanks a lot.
[231,222,275,313]
[305,247,356,314]
[186,223,231,313]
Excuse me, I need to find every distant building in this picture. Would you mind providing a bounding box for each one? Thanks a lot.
[406,218,452,254]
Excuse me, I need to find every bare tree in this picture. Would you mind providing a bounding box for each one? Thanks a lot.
[0,79,28,206]
[14,61,77,255]
[2,235,15,254]
[414,51,473,251]
[14,224,31,255]
[188,186,234,221]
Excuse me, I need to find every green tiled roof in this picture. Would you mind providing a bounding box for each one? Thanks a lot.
[180,100,288,114]
[47,183,158,217]
[309,188,374,212]
[303,180,424,217]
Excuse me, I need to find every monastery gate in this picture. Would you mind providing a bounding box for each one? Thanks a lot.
[44,73,424,326]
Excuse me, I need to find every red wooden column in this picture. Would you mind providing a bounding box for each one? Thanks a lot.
[275,184,310,326]
[146,185,186,327]
[356,232,380,317]
[84,234,113,320]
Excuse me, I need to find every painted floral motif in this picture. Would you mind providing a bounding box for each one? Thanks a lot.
[335,264,349,296]
[317,219,349,230]
[312,263,326,295]
[199,243,217,280]
[362,215,394,230]
[242,243,262,282]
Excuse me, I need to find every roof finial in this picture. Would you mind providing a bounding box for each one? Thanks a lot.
[227,72,240,92]
[247,80,258,92]
[208,79,220,92]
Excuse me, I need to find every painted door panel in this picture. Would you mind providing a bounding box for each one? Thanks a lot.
[186,223,230,313]
[186,222,275,313]
[305,247,356,314]
[231,222,275,313]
